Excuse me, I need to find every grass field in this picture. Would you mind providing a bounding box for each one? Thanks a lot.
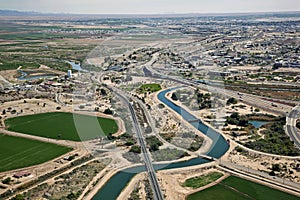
[187,176,299,200]
[138,83,162,93]
[183,172,223,189]
[5,112,118,141]
[0,134,72,172]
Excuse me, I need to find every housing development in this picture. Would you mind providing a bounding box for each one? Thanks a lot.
[0,9,300,200]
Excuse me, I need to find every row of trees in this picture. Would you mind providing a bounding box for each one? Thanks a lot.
[226,112,250,127]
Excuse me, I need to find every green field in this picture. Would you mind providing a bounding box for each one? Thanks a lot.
[138,83,162,93]
[0,134,72,172]
[187,176,299,200]
[183,172,223,189]
[5,112,118,141]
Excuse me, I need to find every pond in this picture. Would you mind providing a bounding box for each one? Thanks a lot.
[249,120,268,128]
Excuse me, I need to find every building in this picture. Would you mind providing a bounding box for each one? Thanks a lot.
[67,70,72,78]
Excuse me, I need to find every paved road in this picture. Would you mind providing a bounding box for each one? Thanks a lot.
[146,71,291,116]
[92,75,164,200]
[219,160,300,192]
[286,105,300,149]
[143,55,292,116]
[128,102,164,200]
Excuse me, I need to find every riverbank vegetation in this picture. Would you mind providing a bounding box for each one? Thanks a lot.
[151,148,190,161]
[137,83,162,94]
[0,23,96,71]
[183,172,223,189]
[146,136,163,152]
[244,118,300,156]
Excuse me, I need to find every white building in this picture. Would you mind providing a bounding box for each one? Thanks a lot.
[67,70,72,78]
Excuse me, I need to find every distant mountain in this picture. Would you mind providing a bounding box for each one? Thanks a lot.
[0,10,42,16]
[0,9,299,18]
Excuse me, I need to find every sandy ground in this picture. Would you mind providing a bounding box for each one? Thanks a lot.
[0,148,89,196]
[227,148,300,183]
[0,70,19,83]
[275,67,300,73]
[0,67,65,83]
[158,91,213,155]
[157,168,228,200]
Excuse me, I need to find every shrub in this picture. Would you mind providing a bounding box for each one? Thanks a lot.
[2,177,11,184]
[227,97,238,105]
[129,145,141,154]
[104,108,113,115]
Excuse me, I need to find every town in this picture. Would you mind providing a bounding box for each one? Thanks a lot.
[0,8,300,200]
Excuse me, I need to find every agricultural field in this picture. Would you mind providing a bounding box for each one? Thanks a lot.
[0,134,72,172]
[187,176,299,200]
[5,112,118,141]
[0,23,98,71]
[137,83,162,93]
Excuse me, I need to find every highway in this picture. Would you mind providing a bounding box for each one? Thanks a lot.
[286,105,300,149]
[92,75,164,200]
[143,57,292,116]
[128,102,164,200]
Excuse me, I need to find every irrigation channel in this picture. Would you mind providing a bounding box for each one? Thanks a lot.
[93,88,230,200]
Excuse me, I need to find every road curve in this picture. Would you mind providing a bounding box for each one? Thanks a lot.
[286,105,300,149]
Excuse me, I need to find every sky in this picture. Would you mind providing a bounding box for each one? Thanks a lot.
[0,0,300,14]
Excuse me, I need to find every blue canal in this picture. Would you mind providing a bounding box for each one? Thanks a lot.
[93,88,230,200]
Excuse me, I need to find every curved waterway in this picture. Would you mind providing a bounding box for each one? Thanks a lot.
[93,88,229,200]
[17,70,57,81]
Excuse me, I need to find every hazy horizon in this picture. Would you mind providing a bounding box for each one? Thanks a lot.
[0,0,299,15]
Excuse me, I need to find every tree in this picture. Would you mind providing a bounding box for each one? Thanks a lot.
[171,93,178,101]
[2,109,6,115]
[104,108,113,115]
[79,105,85,109]
[107,133,116,140]
[130,145,141,154]
[269,171,276,176]
[226,97,238,105]
[145,126,152,134]
[125,140,135,146]
[296,121,300,129]
[149,143,159,152]
[272,164,281,172]
[2,177,11,184]
[100,88,107,96]
[12,194,25,200]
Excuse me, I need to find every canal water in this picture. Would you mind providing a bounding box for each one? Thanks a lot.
[17,61,86,81]
[93,88,230,200]
[17,70,57,81]
[66,61,88,72]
